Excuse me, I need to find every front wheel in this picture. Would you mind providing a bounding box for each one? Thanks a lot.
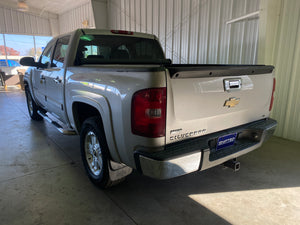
[80,117,116,188]
[25,87,43,121]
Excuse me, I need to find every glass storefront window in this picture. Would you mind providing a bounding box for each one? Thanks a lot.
[0,35,6,63]
[2,34,52,60]
[0,35,9,68]
[35,36,53,59]
[4,34,34,58]
[0,34,52,76]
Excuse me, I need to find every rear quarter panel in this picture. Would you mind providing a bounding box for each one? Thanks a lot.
[65,65,167,167]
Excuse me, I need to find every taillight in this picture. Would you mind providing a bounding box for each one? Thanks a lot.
[269,78,276,111]
[111,30,133,35]
[131,88,166,138]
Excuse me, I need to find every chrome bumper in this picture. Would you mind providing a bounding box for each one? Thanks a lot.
[135,119,277,179]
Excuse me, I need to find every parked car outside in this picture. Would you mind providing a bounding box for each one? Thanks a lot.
[0,59,24,75]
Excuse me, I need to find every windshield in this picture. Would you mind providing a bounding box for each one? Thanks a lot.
[75,35,169,65]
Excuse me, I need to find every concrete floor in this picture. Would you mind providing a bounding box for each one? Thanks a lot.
[0,87,299,225]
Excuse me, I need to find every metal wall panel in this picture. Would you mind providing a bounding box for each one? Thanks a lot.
[0,6,52,36]
[198,0,209,64]
[59,2,95,34]
[168,0,175,60]
[125,0,131,30]
[188,0,199,64]
[270,0,300,141]
[173,0,182,63]
[152,0,159,37]
[121,0,126,30]
[135,0,141,32]
[108,0,260,64]
[141,0,147,33]
[159,0,166,53]
[130,0,136,31]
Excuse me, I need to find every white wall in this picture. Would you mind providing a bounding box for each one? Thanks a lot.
[259,0,300,142]
[0,6,56,36]
[59,1,96,34]
[108,0,260,64]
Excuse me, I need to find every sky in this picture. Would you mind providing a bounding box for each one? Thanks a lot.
[0,34,52,56]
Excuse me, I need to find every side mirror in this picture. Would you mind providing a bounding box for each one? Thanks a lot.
[20,57,37,67]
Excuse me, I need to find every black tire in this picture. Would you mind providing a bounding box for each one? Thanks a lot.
[80,117,115,188]
[25,86,43,121]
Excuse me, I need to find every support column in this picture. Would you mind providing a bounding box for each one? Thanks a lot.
[257,0,282,64]
[2,34,8,65]
[91,0,108,29]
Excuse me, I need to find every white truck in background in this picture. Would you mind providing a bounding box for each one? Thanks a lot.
[21,29,277,188]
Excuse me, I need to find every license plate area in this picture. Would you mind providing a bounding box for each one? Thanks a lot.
[216,133,237,151]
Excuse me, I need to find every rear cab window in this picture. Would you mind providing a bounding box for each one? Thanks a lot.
[75,35,167,65]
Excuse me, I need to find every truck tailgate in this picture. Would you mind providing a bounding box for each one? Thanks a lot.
[165,65,275,144]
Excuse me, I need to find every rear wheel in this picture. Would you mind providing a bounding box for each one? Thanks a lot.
[25,87,43,121]
[80,117,116,188]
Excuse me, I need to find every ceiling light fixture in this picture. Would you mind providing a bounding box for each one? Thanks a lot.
[17,0,29,12]
[82,19,89,28]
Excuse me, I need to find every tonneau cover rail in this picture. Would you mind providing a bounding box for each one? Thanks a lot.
[167,64,274,78]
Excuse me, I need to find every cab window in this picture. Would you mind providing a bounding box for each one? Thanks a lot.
[52,36,70,68]
[39,42,53,67]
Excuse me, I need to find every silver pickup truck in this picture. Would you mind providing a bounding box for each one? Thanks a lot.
[21,29,277,188]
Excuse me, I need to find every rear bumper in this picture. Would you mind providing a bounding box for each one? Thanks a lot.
[134,118,277,179]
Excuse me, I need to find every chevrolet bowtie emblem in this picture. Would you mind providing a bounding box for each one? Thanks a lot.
[224,97,240,108]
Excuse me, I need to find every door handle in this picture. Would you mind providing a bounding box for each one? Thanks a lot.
[224,79,242,91]
[54,77,62,84]
[40,75,46,84]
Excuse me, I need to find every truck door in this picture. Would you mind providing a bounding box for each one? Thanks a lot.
[31,41,55,109]
[46,36,70,124]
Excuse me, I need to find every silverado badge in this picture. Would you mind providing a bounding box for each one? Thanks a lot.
[224,97,240,108]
